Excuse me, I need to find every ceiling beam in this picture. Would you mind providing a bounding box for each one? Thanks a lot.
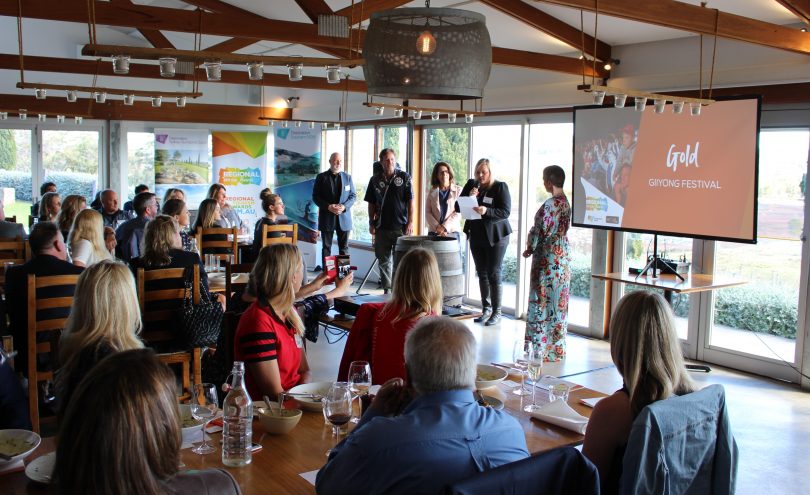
[294,0,334,23]
[535,0,810,55]
[775,0,810,24]
[492,47,608,78]
[179,0,263,19]
[334,0,411,26]
[0,93,292,125]
[480,0,611,61]
[205,38,257,53]
[138,28,175,50]
[0,54,368,93]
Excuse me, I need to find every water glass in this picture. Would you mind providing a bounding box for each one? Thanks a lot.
[191,382,218,455]
[512,339,532,396]
[323,382,353,456]
[548,383,571,404]
[347,361,372,423]
[523,346,545,413]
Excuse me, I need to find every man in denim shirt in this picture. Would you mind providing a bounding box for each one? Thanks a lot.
[316,317,529,495]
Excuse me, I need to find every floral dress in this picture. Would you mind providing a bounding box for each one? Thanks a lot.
[525,194,571,362]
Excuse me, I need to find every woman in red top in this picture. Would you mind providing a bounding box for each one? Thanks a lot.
[234,243,311,400]
[338,248,443,384]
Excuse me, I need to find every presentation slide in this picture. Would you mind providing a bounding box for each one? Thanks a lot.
[572,98,759,242]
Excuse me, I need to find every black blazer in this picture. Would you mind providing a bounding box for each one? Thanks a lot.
[456,180,512,246]
[312,170,356,232]
[3,255,84,375]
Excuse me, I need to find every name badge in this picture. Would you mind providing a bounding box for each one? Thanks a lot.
[294,333,304,348]
[344,185,351,191]
[483,196,493,205]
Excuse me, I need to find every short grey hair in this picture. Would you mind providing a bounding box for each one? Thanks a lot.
[404,317,477,394]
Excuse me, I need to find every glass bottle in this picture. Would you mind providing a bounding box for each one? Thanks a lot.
[221,361,253,467]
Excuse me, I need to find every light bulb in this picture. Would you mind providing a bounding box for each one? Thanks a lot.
[416,30,437,55]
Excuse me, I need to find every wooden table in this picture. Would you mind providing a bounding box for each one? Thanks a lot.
[2,380,604,495]
[592,271,746,304]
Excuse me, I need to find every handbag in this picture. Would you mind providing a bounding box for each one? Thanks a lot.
[177,268,223,348]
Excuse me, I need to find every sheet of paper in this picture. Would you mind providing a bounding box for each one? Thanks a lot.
[300,469,320,486]
[528,376,583,392]
[580,397,603,408]
[456,196,481,220]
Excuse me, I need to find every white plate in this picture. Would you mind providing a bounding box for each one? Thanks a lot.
[178,404,205,434]
[0,429,41,466]
[25,451,55,484]
[478,395,504,410]
[287,382,333,412]
[475,364,508,390]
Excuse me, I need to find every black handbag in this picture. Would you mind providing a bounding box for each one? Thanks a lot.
[177,269,223,348]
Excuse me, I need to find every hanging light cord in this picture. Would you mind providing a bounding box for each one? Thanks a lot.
[592,0,599,85]
[16,0,24,84]
[708,8,719,100]
[579,10,586,86]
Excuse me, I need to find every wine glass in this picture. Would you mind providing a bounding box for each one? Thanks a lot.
[512,340,533,396]
[190,382,219,455]
[523,346,545,413]
[347,361,372,423]
[323,382,353,456]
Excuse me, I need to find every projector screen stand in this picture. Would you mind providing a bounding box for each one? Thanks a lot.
[637,234,685,283]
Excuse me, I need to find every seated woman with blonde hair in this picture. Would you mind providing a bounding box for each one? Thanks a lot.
[234,243,311,400]
[68,209,113,268]
[57,260,143,413]
[337,248,443,385]
[582,290,695,494]
[56,194,86,241]
[55,349,241,495]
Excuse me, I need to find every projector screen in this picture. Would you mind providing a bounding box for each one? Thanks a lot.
[572,97,760,243]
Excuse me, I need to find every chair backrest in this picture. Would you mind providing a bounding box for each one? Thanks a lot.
[6,215,16,223]
[26,273,80,433]
[136,265,202,402]
[195,227,239,263]
[225,261,253,310]
[620,384,737,495]
[261,223,297,247]
[28,215,34,228]
[444,446,600,495]
[0,258,25,290]
[0,236,26,260]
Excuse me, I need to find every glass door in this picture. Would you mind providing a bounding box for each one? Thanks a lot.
[700,129,809,381]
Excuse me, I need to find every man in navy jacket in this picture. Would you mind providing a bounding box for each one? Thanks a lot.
[312,152,356,266]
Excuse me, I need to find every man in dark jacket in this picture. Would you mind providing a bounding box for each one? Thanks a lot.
[312,152,356,266]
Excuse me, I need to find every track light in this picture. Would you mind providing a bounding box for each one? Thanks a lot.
[0,112,6,120]
[653,98,666,114]
[295,121,302,127]
[38,114,47,122]
[689,102,701,116]
[268,120,274,127]
[287,63,303,81]
[308,121,315,129]
[57,115,65,123]
[465,114,474,124]
[18,110,26,120]
[35,88,46,100]
[281,121,288,128]
[613,94,627,108]
[413,110,423,119]
[603,59,619,71]
[326,66,341,84]
[75,116,83,125]
[247,62,264,81]
[334,123,340,130]
[672,101,685,114]
[151,96,162,108]
[94,92,107,103]
[159,57,177,77]
[447,113,457,123]
[176,96,186,108]
[123,94,135,106]
[394,108,404,118]
[204,61,222,81]
[634,96,647,112]
[592,90,606,105]
[431,112,440,120]
[66,90,77,102]
[374,106,384,116]
[112,55,130,75]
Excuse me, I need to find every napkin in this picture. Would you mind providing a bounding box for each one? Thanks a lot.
[528,399,589,435]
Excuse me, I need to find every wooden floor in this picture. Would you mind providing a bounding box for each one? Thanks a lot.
[307,307,810,495]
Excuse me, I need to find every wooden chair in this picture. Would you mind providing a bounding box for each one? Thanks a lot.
[6,215,16,223]
[27,273,80,433]
[28,215,34,228]
[195,227,239,264]
[0,237,26,260]
[136,265,203,402]
[261,223,298,248]
[0,258,24,291]
[2,335,14,370]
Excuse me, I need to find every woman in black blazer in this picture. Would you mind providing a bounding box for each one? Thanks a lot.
[457,158,512,326]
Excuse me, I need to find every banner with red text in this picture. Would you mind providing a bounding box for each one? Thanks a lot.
[212,132,267,229]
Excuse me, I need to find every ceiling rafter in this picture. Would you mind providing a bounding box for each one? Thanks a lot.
[534,0,810,55]
[0,0,602,76]
[334,0,412,26]
[775,0,810,24]
[492,47,607,77]
[294,0,334,23]
[480,0,611,61]
[205,38,257,52]
[0,54,368,93]
[113,0,175,49]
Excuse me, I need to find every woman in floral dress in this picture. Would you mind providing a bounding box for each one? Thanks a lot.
[523,165,571,361]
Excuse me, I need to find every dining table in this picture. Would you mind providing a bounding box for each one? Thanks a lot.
[0,373,606,495]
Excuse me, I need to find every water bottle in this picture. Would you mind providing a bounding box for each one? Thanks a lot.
[222,361,253,467]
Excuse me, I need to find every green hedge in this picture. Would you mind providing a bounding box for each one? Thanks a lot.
[0,170,32,201]
[0,170,97,204]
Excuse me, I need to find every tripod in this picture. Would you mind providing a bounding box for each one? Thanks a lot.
[356,257,380,294]
[637,234,685,282]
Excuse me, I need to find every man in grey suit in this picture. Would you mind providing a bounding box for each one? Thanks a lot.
[312,152,356,267]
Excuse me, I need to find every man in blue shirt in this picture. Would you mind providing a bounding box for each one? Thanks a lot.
[363,148,414,293]
[316,317,529,495]
[115,191,158,262]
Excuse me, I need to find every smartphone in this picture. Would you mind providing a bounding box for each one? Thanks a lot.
[336,255,351,280]
[251,442,262,453]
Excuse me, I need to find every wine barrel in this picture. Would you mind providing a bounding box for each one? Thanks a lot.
[394,235,464,306]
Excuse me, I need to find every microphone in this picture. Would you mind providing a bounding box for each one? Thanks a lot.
[466,179,479,189]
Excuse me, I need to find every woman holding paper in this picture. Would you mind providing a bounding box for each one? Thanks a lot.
[522,165,571,361]
[456,158,512,326]
[582,291,694,494]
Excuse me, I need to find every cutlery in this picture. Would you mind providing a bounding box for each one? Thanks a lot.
[490,362,523,373]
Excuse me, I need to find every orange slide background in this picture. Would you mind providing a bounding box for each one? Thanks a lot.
[621,99,757,240]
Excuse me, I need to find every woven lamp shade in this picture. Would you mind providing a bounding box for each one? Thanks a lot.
[363,8,491,100]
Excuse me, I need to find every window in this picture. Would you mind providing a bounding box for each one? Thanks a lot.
[126,132,155,199]
[380,126,407,166]
[0,128,33,223]
[528,123,593,328]
[322,129,346,172]
[42,129,100,204]
[349,128,376,243]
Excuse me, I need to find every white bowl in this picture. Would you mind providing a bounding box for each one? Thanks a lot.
[0,429,41,465]
[287,381,333,412]
[177,404,205,434]
[475,364,508,390]
[257,408,302,435]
